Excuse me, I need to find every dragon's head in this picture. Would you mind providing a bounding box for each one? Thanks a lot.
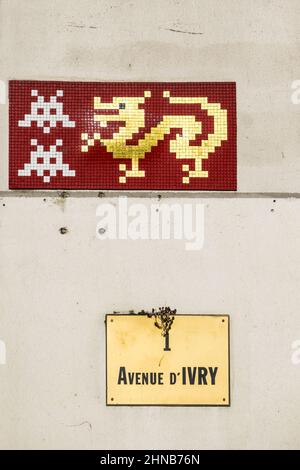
[93,91,151,136]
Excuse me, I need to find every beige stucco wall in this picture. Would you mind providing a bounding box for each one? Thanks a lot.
[1,0,300,192]
[0,0,300,449]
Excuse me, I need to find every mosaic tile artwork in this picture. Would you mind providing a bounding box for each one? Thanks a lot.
[9,81,237,190]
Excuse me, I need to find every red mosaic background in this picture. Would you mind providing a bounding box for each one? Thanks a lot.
[9,81,236,190]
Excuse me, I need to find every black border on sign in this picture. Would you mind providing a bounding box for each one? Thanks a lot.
[105,313,231,407]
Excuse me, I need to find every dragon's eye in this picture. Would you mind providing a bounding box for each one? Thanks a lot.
[119,103,126,109]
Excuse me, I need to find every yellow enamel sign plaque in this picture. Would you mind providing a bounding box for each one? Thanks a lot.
[106,314,230,406]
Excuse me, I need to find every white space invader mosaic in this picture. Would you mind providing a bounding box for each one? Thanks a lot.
[18,139,75,183]
[18,90,75,134]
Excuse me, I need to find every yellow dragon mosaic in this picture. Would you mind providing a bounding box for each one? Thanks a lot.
[81,90,227,184]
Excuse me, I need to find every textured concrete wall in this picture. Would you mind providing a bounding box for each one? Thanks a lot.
[0,0,300,449]
[1,0,300,192]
